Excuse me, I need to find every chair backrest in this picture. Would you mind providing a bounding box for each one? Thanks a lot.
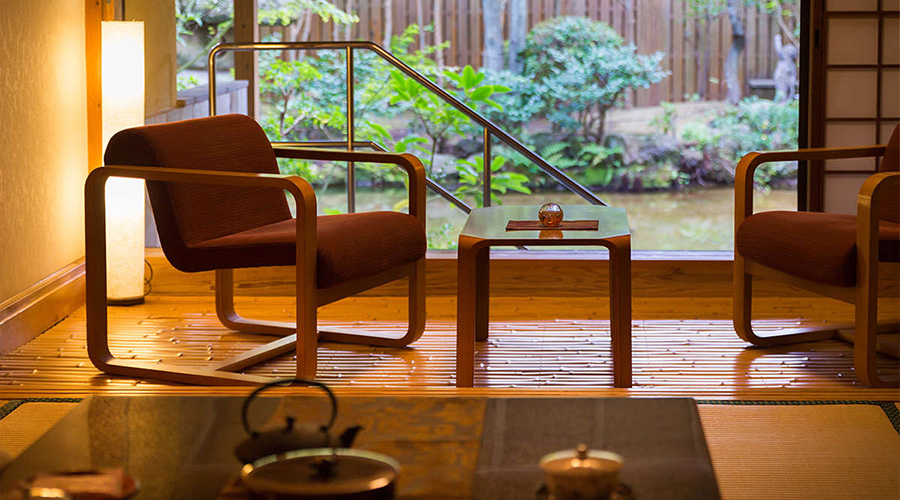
[880,123,899,222]
[104,114,292,264]
[881,124,900,173]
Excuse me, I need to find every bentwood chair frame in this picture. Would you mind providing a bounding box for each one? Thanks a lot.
[734,145,899,387]
[85,147,426,385]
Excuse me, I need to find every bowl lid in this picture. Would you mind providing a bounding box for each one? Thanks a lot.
[241,448,399,496]
[539,444,623,476]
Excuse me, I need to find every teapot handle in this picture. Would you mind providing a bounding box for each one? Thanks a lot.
[241,378,338,437]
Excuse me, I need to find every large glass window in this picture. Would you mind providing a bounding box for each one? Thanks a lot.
[176,0,800,251]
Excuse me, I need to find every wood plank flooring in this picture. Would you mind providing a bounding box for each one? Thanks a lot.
[1,295,898,400]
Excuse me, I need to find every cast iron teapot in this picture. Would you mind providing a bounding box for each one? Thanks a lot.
[234,378,362,464]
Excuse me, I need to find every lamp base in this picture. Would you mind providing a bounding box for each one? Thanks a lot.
[107,296,145,306]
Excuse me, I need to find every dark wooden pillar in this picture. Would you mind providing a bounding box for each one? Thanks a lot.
[85,0,116,170]
[234,0,259,119]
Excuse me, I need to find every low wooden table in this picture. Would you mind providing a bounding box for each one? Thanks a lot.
[0,396,720,499]
[456,205,632,388]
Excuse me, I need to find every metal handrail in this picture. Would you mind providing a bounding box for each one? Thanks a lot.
[208,41,608,212]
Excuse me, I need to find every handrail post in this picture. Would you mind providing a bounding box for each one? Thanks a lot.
[483,128,491,207]
[208,49,218,116]
[346,47,356,213]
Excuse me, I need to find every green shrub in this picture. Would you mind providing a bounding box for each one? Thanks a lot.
[454,156,531,207]
[521,17,668,142]
[480,70,543,134]
[256,25,453,184]
[626,163,683,190]
[651,101,678,137]
[712,96,799,185]
[176,75,199,91]
[256,36,346,183]
[535,140,623,189]
[713,96,799,153]
[388,64,509,178]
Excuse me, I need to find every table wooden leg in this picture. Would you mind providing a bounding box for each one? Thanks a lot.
[475,247,490,342]
[608,236,632,388]
[457,236,480,387]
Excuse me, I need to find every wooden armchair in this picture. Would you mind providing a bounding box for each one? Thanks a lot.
[734,124,899,387]
[85,114,426,385]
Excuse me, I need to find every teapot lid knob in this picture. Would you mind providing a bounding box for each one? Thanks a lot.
[576,444,588,460]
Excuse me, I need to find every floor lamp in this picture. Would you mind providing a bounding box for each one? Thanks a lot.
[101,21,145,305]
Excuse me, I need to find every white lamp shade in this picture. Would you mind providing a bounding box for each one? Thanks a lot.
[102,21,145,303]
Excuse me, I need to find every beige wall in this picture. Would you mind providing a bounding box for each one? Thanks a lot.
[0,0,89,304]
[124,0,176,116]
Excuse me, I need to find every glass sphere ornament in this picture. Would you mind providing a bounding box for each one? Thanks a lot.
[538,203,564,227]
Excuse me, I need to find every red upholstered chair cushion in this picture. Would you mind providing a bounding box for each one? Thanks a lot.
[736,211,900,287]
[193,211,426,289]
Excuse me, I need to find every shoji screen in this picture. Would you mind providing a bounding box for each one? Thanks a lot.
[816,0,899,214]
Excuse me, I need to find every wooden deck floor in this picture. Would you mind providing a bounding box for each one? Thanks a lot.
[1,295,898,400]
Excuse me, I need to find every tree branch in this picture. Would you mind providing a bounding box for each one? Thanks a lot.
[774,0,800,48]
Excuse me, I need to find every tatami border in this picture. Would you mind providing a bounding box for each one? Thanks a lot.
[2,398,898,434]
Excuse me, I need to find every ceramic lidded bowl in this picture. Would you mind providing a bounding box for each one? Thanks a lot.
[539,444,623,500]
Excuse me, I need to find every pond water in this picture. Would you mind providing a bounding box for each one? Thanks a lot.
[316,186,796,251]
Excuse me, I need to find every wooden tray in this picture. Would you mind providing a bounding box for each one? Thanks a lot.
[506,220,599,231]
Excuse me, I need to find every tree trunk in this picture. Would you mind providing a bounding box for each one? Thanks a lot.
[623,0,635,107]
[286,17,303,62]
[299,9,313,42]
[344,0,354,40]
[774,0,800,48]
[482,0,503,71]
[690,22,700,96]
[434,0,444,74]
[383,0,393,48]
[724,0,745,105]
[416,0,425,49]
[508,0,526,73]
[698,14,711,98]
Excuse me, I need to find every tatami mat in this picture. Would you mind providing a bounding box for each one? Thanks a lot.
[698,403,900,500]
[0,402,78,467]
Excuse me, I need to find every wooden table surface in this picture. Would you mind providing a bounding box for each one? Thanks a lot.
[459,205,630,244]
[457,205,634,389]
[0,396,719,500]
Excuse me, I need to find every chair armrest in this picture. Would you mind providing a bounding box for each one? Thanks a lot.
[857,171,900,255]
[856,172,898,318]
[85,164,317,219]
[272,147,427,225]
[735,144,887,226]
[84,164,318,266]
